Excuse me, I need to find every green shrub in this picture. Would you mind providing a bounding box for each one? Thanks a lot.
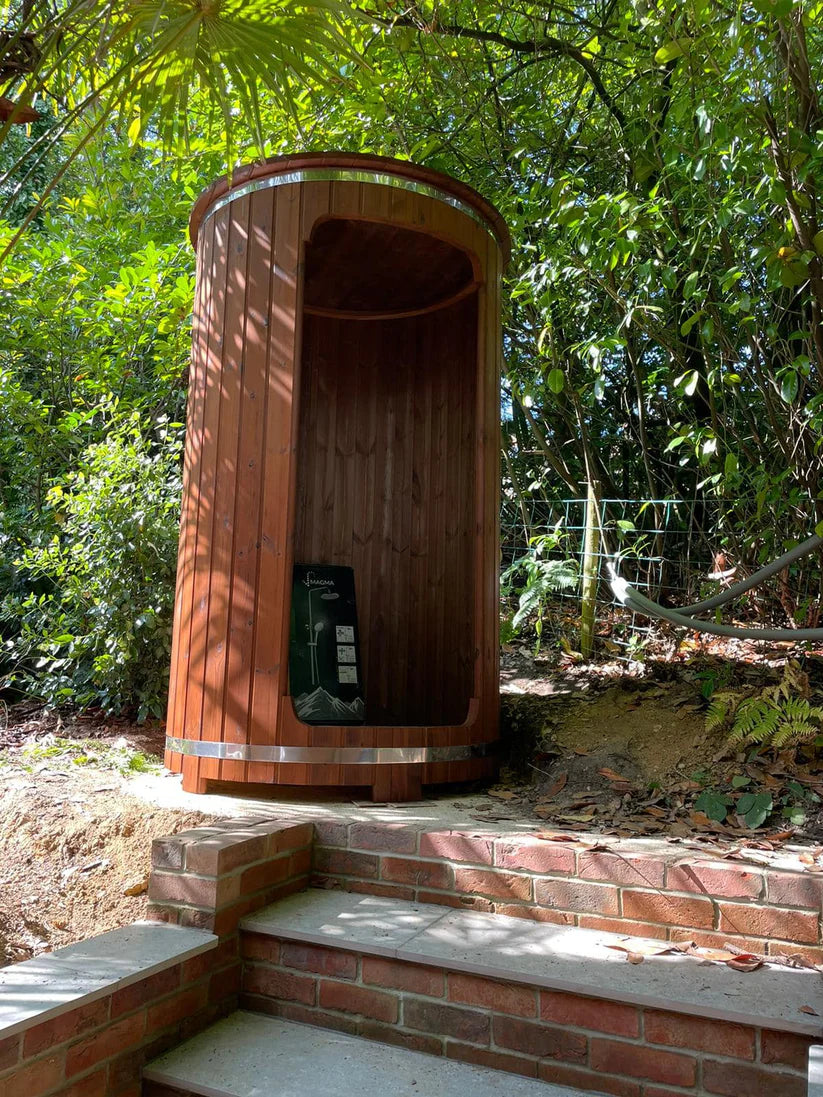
[1,415,182,720]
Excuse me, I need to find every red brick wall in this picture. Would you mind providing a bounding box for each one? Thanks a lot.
[147,818,313,936]
[0,940,238,1097]
[239,932,811,1097]
[312,824,823,964]
[1,818,313,1097]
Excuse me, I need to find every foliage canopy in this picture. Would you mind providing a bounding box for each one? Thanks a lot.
[0,0,822,713]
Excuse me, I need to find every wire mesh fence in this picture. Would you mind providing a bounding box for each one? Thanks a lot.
[500,494,742,659]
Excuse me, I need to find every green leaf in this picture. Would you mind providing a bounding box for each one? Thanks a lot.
[684,371,700,396]
[695,790,732,822]
[736,792,757,815]
[752,0,794,16]
[780,370,799,403]
[654,39,692,64]
[731,774,750,788]
[740,793,773,829]
[783,805,807,825]
[724,453,739,478]
[547,368,565,395]
[780,259,809,288]
[680,310,703,336]
[683,271,700,299]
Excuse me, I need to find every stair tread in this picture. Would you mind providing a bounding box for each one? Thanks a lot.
[144,1010,585,1096]
[242,888,823,1037]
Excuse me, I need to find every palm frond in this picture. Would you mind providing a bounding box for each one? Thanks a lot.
[1,0,363,259]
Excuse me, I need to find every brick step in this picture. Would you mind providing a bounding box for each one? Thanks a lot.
[143,1011,585,1096]
[236,887,820,1096]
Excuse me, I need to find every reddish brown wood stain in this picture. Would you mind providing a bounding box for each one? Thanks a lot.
[166,154,508,799]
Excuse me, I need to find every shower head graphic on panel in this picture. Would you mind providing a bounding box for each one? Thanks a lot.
[165,152,509,801]
[289,564,364,725]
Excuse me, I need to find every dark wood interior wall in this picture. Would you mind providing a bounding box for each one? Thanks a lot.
[294,296,478,727]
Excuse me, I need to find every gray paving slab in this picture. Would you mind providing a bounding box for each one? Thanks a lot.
[810,1045,823,1097]
[245,889,823,1037]
[144,1011,585,1097]
[401,907,823,1035]
[0,923,216,1039]
[241,889,446,957]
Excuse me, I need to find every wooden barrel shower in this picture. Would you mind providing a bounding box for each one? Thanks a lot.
[165,153,509,800]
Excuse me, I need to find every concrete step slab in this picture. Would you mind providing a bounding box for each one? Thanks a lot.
[144,1010,586,1096]
[241,888,823,1037]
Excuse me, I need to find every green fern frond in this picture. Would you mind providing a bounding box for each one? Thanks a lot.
[772,719,818,749]
[706,692,736,732]
[729,698,778,743]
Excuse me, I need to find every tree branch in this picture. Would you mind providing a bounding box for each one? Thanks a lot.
[360,8,627,132]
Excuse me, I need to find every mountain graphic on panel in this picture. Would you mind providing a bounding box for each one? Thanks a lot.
[293,687,366,723]
[289,564,365,725]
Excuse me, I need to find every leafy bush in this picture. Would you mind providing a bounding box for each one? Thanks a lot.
[1,416,182,720]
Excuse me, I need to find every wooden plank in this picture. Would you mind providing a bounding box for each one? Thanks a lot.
[180,208,230,791]
[354,322,378,728]
[407,311,431,727]
[165,213,213,774]
[276,180,329,788]
[248,181,302,786]
[219,188,274,785]
[485,237,503,743]
[199,194,250,787]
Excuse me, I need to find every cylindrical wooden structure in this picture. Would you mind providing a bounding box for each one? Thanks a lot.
[165,153,509,800]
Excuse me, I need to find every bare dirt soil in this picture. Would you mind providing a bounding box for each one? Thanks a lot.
[492,635,823,843]
[0,706,214,965]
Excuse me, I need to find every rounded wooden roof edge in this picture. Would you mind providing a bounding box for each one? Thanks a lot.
[189,151,511,264]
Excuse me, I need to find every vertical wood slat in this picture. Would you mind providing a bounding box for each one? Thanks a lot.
[219,188,274,785]
[181,209,229,792]
[199,196,250,787]
[165,213,213,774]
[247,183,302,786]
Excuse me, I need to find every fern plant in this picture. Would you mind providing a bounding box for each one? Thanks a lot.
[706,661,823,752]
[501,531,579,654]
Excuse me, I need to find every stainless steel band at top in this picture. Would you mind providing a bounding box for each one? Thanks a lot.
[165,736,495,765]
[199,168,498,241]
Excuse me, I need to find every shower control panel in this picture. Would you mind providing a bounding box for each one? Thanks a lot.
[289,564,365,724]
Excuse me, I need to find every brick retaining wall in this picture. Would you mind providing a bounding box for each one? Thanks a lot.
[0,818,312,1097]
[239,932,812,1097]
[0,938,236,1097]
[311,823,823,964]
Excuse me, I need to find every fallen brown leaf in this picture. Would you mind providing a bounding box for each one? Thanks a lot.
[545,772,568,798]
[725,954,764,973]
[598,767,631,783]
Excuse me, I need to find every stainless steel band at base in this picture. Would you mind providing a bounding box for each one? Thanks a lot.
[201,168,496,240]
[164,736,495,766]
